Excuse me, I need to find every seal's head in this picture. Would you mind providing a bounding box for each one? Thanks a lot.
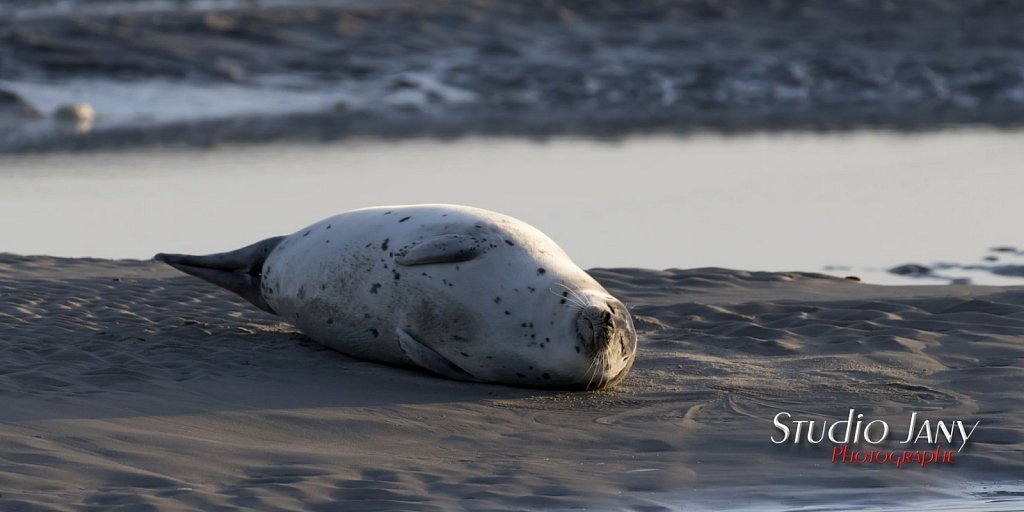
[433,279,637,390]
[557,287,637,389]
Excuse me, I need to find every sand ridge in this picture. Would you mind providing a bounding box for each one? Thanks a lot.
[0,255,1021,510]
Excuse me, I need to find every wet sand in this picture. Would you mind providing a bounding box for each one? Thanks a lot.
[1,255,1021,510]
[3,0,1024,152]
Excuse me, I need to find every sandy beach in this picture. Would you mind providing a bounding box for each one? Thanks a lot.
[2,0,1023,509]
[1,254,1021,510]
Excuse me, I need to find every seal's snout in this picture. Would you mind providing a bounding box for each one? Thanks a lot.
[571,297,637,390]
[576,306,608,355]
[576,301,636,358]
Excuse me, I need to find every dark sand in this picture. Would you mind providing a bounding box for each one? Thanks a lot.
[0,254,1021,510]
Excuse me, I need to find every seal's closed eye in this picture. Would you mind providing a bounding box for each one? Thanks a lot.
[395,234,486,266]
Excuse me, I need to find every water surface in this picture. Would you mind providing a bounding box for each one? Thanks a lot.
[2,131,1022,284]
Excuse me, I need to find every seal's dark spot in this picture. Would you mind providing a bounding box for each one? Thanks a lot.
[530,334,535,339]
[461,352,469,357]
[528,286,535,293]
[516,373,526,378]
[325,240,330,244]
[370,283,381,294]
[537,268,546,275]
[326,224,331,229]
[381,238,389,251]
[504,239,514,246]
[303,231,310,237]
[326,318,333,324]
[384,211,392,215]
[493,297,502,304]
[575,345,581,353]
[545,337,550,342]
[399,216,411,223]
[521,323,527,327]
[504,310,511,315]
[369,328,379,338]
[321,284,327,290]
[560,299,566,304]
[364,313,372,319]
[365,243,372,248]
[393,270,401,280]
[542,373,551,380]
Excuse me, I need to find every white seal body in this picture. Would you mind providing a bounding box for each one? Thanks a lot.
[160,205,637,389]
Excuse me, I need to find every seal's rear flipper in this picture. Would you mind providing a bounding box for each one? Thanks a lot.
[155,236,285,314]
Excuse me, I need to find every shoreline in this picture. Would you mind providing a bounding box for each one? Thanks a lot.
[5,98,1024,155]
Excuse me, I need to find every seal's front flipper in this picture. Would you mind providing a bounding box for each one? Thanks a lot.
[155,236,285,314]
[396,328,476,381]
[394,234,486,266]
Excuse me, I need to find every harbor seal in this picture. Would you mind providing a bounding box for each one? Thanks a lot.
[155,204,637,390]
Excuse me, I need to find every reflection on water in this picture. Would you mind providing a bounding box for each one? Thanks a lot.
[1,131,1022,285]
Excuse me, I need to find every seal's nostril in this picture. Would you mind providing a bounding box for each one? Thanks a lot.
[601,311,611,322]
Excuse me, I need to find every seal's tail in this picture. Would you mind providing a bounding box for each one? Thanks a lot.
[155,236,285,314]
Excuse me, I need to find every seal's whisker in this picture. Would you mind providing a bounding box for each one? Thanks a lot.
[563,285,589,310]
[550,284,587,309]
[586,356,602,390]
[596,354,608,390]
[580,358,596,389]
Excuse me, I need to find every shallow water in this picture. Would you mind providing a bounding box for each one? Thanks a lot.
[1,131,1022,285]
